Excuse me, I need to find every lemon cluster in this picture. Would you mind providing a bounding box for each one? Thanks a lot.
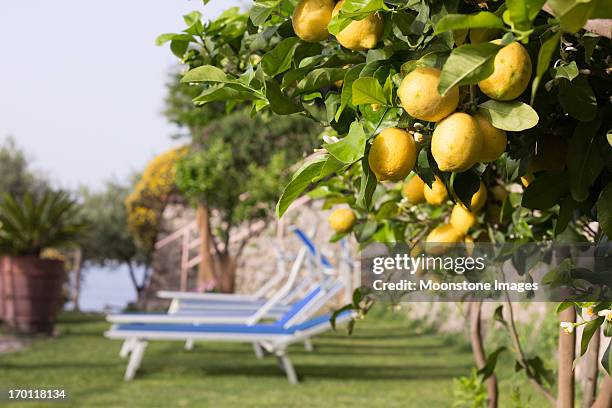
[399,66,515,173]
[402,175,489,254]
[292,0,383,50]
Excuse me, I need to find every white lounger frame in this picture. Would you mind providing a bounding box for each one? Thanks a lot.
[106,279,348,384]
[108,311,353,384]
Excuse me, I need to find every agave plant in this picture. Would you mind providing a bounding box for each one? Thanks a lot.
[0,190,85,256]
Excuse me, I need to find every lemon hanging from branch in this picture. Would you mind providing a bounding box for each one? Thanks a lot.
[368,128,417,182]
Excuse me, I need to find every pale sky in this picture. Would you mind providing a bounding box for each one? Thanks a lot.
[0,0,241,190]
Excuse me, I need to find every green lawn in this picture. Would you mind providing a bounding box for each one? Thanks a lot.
[0,308,549,407]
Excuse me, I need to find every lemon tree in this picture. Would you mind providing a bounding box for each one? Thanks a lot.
[159,1,611,404]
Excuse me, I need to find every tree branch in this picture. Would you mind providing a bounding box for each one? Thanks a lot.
[504,296,557,405]
[469,301,499,408]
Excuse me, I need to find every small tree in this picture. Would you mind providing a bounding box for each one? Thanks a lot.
[79,180,151,302]
[0,137,47,197]
[175,109,320,292]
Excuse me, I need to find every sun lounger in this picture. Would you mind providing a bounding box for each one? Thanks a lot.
[105,278,350,383]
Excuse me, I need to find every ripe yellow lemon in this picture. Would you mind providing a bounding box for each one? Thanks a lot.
[368,128,417,182]
[423,176,448,205]
[292,0,335,42]
[402,175,426,204]
[425,223,464,255]
[431,113,483,173]
[328,208,356,233]
[478,41,532,101]
[450,204,477,234]
[463,181,488,212]
[331,0,383,50]
[398,67,459,122]
[474,114,507,162]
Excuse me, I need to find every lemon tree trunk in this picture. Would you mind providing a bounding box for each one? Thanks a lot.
[592,376,612,408]
[581,326,600,408]
[217,253,236,293]
[557,306,576,408]
[469,301,498,408]
[196,204,215,287]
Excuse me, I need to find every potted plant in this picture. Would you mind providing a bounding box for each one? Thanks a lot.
[0,190,83,334]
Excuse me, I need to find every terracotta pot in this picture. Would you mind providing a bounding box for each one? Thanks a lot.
[0,256,65,334]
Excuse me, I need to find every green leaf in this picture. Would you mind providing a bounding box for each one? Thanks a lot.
[183,11,204,35]
[597,182,612,239]
[434,12,505,34]
[375,200,399,220]
[297,68,345,94]
[183,11,202,26]
[352,77,387,106]
[325,121,367,164]
[170,40,189,58]
[416,149,436,186]
[325,93,341,124]
[355,219,377,241]
[558,75,597,122]
[335,64,365,121]
[438,42,502,95]
[568,118,604,202]
[580,317,604,356]
[314,155,345,182]
[328,0,387,36]
[182,65,229,83]
[552,61,580,81]
[478,347,506,381]
[605,322,612,338]
[478,100,539,131]
[581,34,600,63]
[547,0,605,33]
[330,304,355,330]
[506,0,529,28]
[542,259,572,287]
[276,155,342,217]
[155,33,193,46]
[602,342,611,375]
[526,356,554,386]
[555,196,577,236]
[452,170,481,211]
[250,0,282,25]
[556,301,573,314]
[531,31,560,105]
[531,2,550,20]
[193,84,259,105]
[522,171,569,210]
[357,157,377,210]
[493,305,508,326]
[265,79,301,115]
[261,37,300,77]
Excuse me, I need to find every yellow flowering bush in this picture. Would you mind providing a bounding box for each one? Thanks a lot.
[125,146,187,251]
